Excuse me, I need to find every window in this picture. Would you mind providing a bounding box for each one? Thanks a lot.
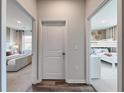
[23,31,32,51]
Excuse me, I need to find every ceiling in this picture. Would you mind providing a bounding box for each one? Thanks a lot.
[7,0,33,31]
[91,0,117,31]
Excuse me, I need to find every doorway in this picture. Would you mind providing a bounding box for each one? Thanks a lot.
[42,21,67,80]
[87,0,118,92]
[6,0,33,92]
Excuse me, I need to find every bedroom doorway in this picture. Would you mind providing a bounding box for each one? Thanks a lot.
[89,0,118,92]
[6,0,33,92]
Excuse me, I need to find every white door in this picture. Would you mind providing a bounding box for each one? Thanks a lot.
[43,24,65,79]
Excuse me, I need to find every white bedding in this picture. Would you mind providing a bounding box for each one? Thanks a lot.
[8,59,16,65]
[92,48,117,67]
[7,54,32,71]
[101,53,117,64]
[7,53,32,66]
[6,54,23,61]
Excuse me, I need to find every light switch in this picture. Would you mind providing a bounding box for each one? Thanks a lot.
[75,66,79,70]
[74,45,78,50]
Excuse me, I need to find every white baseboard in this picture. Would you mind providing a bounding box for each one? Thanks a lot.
[32,80,41,84]
[33,79,86,84]
[66,79,86,83]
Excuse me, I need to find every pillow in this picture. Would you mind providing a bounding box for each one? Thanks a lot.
[104,53,112,57]
[94,48,109,54]
[6,51,12,56]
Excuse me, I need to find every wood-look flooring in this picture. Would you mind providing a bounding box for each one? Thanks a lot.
[28,80,96,92]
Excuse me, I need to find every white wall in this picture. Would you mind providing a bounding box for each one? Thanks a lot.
[37,0,85,83]
[16,0,37,19]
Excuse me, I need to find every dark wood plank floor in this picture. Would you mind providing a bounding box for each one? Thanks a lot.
[28,80,96,92]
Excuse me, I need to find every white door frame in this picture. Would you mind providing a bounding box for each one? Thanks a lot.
[38,19,68,81]
[86,0,122,92]
[1,0,7,91]
[32,20,40,84]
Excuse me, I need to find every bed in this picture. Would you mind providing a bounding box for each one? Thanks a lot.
[7,53,32,71]
[92,48,117,67]
[101,53,117,67]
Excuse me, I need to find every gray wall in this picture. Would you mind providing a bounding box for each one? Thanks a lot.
[122,0,124,91]
[85,0,104,18]
[0,0,1,91]
[37,0,85,82]
[16,0,37,19]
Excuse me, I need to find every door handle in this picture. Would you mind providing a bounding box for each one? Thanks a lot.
[62,52,66,56]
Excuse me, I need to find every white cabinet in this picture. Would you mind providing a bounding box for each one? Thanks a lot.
[90,55,101,79]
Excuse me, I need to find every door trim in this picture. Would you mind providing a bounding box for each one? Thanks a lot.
[1,0,6,91]
[38,19,68,81]
[86,0,122,92]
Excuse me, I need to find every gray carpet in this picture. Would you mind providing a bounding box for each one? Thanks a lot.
[91,62,117,92]
[7,64,32,92]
